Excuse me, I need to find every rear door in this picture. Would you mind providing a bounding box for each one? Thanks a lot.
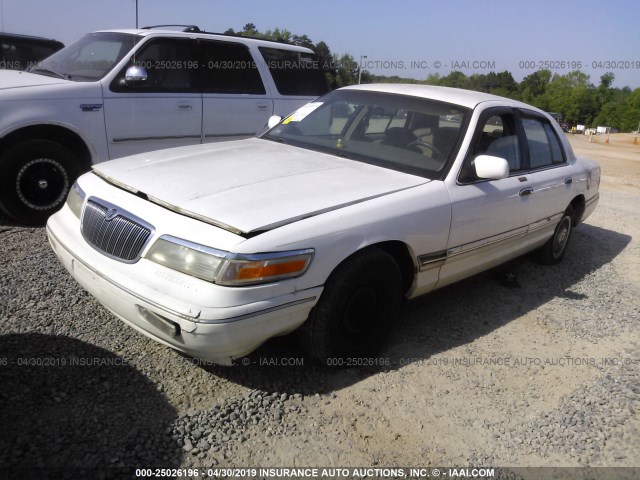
[103,36,202,159]
[199,40,272,142]
[517,110,576,244]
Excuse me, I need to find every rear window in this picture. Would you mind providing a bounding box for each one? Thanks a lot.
[258,47,329,96]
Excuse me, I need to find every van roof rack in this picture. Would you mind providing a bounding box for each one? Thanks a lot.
[142,25,201,32]
[140,24,298,46]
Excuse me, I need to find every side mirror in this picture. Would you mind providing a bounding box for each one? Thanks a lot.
[267,115,282,129]
[124,65,148,84]
[474,155,509,180]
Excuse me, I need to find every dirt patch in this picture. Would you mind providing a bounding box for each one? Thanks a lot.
[567,133,640,191]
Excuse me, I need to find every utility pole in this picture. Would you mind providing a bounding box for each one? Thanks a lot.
[135,0,139,28]
[358,55,367,85]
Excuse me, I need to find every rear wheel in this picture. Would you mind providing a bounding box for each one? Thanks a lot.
[535,205,574,265]
[299,247,403,365]
[0,140,80,225]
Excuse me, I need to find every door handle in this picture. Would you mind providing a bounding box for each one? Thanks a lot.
[564,177,573,185]
[256,102,270,111]
[519,187,534,197]
[177,102,193,111]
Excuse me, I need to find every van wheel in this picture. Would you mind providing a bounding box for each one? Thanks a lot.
[299,248,403,366]
[535,205,574,265]
[0,140,79,225]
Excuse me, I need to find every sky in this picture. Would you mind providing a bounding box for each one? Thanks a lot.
[1,0,639,89]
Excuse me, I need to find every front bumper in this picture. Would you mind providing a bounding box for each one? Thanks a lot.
[46,207,321,365]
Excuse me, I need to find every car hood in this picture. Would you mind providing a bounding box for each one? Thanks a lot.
[93,138,429,234]
[0,70,69,90]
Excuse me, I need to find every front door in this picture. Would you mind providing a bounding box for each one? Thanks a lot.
[103,37,202,159]
[440,108,533,287]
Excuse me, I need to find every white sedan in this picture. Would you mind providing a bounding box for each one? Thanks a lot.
[46,84,600,365]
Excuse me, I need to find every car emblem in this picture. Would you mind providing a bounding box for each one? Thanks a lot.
[104,208,119,221]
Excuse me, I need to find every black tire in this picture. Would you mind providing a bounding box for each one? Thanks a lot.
[535,205,574,265]
[299,247,403,365]
[0,140,80,225]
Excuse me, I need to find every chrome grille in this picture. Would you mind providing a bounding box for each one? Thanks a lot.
[82,199,152,262]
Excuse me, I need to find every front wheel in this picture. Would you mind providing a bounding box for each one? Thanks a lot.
[0,140,80,225]
[299,247,403,365]
[535,205,574,265]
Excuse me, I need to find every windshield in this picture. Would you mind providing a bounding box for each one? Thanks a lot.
[263,90,470,179]
[30,32,140,81]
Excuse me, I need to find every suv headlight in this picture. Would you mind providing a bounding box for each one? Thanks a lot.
[146,235,314,286]
[67,181,86,219]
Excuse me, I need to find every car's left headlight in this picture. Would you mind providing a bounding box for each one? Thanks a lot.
[146,235,314,286]
[67,181,86,219]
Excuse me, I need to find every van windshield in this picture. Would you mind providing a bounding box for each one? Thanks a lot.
[30,32,140,81]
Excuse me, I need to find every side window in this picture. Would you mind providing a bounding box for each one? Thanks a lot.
[258,47,329,96]
[199,41,265,94]
[460,111,522,182]
[112,38,197,92]
[522,117,565,168]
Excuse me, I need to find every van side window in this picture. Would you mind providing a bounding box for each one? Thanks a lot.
[115,38,198,92]
[199,41,265,94]
[258,47,329,96]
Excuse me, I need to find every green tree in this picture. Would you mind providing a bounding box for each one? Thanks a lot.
[292,34,314,49]
[333,54,359,87]
[263,27,293,44]
[439,71,469,89]
[241,23,258,36]
[594,86,632,130]
[519,69,552,108]
[545,71,596,124]
[619,88,640,132]
[423,73,441,85]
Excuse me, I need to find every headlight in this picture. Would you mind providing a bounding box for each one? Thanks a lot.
[146,236,226,282]
[146,235,314,286]
[67,181,86,219]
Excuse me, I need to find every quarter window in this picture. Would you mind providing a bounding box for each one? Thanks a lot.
[259,47,329,96]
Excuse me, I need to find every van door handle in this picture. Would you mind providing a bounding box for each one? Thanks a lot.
[177,102,193,111]
[519,187,534,196]
[564,177,573,185]
[256,102,270,111]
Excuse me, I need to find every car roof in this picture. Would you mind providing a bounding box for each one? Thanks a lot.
[94,29,315,53]
[0,32,64,46]
[343,83,537,110]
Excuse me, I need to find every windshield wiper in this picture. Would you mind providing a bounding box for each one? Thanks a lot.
[263,135,287,144]
[30,68,70,80]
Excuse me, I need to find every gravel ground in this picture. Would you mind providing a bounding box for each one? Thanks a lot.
[1,136,639,478]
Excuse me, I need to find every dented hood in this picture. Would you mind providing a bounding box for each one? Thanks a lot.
[93,138,429,234]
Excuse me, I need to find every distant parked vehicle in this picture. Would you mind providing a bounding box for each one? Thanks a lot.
[0,33,64,71]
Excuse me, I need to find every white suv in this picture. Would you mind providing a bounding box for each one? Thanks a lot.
[0,26,328,224]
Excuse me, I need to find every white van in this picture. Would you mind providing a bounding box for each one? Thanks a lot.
[0,26,329,223]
